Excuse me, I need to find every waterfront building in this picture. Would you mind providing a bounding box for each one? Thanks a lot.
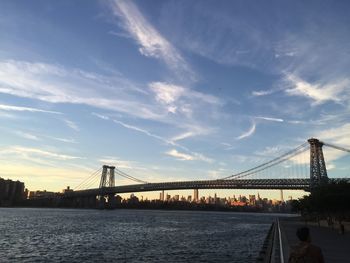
[62,186,73,194]
[187,195,192,202]
[249,195,256,205]
[28,190,56,199]
[0,178,25,206]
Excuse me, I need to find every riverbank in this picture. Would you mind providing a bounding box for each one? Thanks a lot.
[279,217,350,262]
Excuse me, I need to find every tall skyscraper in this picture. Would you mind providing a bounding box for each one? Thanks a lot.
[280,190,284,202]
[160,190,164,201]
[194,189,199,202]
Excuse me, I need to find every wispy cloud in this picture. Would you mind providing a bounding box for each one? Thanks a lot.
[49,137,77,144]
[108,0,195,81]
[149,82,220,106]
[92,112,110,120]
[255,145,289,157]
[0,60,164,121]
[0,111,16,119]
[0,104,61,114]
[149,82,184,105]
[0,146,83,161]
[13,129,76,144]
[109,118,213,163]
[251,90,275,97]
[284,73,350,105]
[0,60,221,133]
[171,132,195,142]
[165,149,194,161]
[220,142,235,151]
[255,116,284,122]
[64,119,79,131]
[14,131,40,141]
[236,122,256,140]
[170,123,214,142]
[113,119,173,145]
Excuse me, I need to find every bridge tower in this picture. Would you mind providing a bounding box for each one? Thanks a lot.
[99,165,115,188]
[308,138,328,188]
[98,165,116,209]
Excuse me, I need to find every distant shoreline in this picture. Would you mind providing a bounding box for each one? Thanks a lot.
[0,205,299,215]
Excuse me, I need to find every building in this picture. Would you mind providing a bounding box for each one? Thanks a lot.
[0,177,25,206]
[28,190,56,199]
[159,190,164,201]
[187,195,192,202]
[249,195,256,205]
[193,189,199,202]
[62,186,73,194]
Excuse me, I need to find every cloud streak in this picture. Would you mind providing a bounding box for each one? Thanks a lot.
[112,119,213,163]
[14,131,40,141]
[0,146,83,161]
[251,90,275,97]
[236,122,256,140]
[108,0,195,81]
[0,104,62,114]
[255,116,284,122]
[0,60,221,138]
[0,60,165,121]
[64,119,79,132]
[284,73,350,105]
[165,149,194,161]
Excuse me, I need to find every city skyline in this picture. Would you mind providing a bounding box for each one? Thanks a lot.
[0,0,350,198]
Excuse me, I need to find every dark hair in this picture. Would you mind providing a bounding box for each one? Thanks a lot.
[296,227,310,241]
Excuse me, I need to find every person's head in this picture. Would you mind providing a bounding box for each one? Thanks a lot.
[296,227,311,242]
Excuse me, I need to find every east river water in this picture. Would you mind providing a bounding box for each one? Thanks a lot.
[0,208,295,262]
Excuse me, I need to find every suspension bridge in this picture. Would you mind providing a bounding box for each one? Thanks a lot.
[58,138,349,208]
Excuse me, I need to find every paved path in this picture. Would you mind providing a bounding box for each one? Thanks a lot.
[280,218,350,263]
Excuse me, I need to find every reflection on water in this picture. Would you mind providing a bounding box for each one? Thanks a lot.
[0,208,294,262]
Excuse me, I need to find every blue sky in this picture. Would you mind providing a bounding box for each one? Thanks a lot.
[0,0,349,199]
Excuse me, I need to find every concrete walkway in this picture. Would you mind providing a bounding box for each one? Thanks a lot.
[280,218,350,263]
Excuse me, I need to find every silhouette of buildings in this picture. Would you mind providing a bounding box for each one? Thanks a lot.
[0,177,25,206]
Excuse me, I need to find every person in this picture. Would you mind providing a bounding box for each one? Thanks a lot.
[288,227,325,263]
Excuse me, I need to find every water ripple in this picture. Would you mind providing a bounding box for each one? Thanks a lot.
[0,208,293,262]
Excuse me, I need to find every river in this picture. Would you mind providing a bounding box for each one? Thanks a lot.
[0,208,295,262]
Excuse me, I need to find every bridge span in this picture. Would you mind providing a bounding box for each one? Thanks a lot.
[66,178,310,198]
[46,138,349,209]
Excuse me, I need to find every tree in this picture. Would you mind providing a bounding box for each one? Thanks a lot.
[294,180,350,222]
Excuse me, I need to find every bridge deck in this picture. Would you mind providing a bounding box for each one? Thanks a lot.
[65,178,310,197]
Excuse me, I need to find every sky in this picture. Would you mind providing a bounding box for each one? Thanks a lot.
[0,0,349,199]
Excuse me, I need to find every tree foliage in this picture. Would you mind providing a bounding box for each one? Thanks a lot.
[292,180,350,220]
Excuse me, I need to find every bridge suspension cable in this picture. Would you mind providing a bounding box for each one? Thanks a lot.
[323,142,350,153]
[74,167,102,190]
[115,168,148,184]
[220,142,310,180]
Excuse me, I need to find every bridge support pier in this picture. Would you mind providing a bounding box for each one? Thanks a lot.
[107,194,117,209]
[97,196,106,209]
